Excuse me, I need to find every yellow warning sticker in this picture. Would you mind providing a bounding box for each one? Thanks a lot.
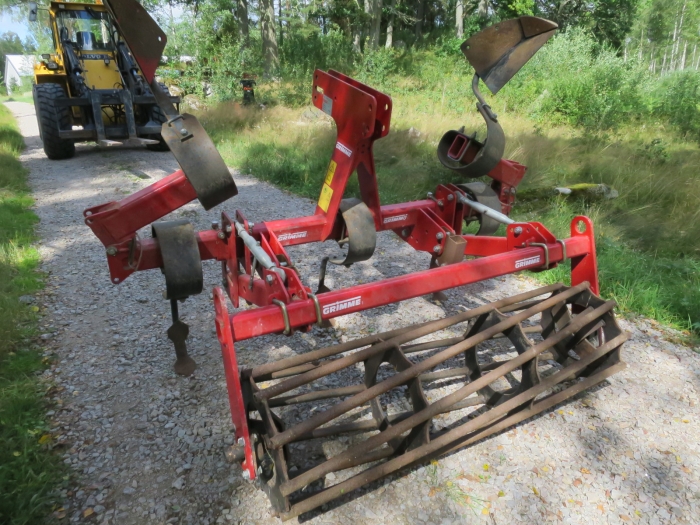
[324,160,337,186]
[318,183,334,212]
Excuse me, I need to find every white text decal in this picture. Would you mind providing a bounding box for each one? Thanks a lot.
[383,214,408,224]
[335,142,352,157]
[322,296,362,316]
[278,231,308,242]
[515,256,541,269]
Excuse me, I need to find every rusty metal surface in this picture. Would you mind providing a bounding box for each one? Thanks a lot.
[167,299,196,376]
[151,219,203,300]
[160,113,238,210]
[437,76,505,179]
[330,198,377,267]
[461,16,558,95]
[234,283,626,519]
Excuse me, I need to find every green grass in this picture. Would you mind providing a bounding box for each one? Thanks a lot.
[0,103,64,524]
[198,97,700,337]
[1,94,35,105]
[514,200,700,334]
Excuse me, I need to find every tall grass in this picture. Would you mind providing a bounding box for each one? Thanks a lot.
[0,103,64,524]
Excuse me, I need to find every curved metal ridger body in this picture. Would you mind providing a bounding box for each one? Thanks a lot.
[215,282,627,520]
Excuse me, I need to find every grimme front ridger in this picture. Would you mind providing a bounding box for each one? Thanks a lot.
[84,4,628,519]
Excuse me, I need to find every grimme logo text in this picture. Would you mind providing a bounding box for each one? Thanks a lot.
[322,296,362,315]
[515,256,541,269]
[278,231,307,241]
[383,214,408,224]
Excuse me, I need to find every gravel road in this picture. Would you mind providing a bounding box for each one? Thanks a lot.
[6,101,700,525]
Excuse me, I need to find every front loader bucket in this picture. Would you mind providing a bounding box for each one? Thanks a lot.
[462,16,557,94]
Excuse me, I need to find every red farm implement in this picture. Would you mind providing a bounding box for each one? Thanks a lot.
[85,4,627,519]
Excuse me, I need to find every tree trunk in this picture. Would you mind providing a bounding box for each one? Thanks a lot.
[414,0,424,40]
[260,0,279,77]
[456,0,464,39]
[237,0,249,43]
[278,0,283,45]
[477,0,488,19]
[369,0,383,48]
[353,30,362,53]
[385,0,396,48]
[364,0,372,47]
[680,40,687,70]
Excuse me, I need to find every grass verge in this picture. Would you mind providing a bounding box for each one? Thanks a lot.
[0,103,64,524]
[199,99,700,337]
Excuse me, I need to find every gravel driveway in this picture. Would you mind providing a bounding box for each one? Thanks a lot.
[5,101,700,525]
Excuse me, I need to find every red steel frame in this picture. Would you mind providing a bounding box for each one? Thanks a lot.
[84,70,600,479]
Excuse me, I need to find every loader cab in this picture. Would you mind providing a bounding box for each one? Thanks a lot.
[55,7,115,52]
[50,3,122,92]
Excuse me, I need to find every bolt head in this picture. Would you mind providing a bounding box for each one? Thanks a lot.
[514,226,523,235]
[437,200,444,207]
[106,246,117,256]
[401,228,409,237]
[180,128,189,136]
[436,232,444,240]
[433,245,441,253]
[265,275,274,284]
[447,194,454,201]
[237,437,245,446]
[217,231,226,240]
[225,225,233,233]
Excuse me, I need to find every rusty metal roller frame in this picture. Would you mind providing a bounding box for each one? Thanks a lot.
[233,283,627,519]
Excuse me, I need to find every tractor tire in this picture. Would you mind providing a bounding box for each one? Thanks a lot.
[146,83,171,152]
[34,83,75,160]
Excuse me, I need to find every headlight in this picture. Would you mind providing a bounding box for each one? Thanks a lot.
[47,61,59,70]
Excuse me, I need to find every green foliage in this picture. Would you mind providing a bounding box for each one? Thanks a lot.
[501,28,649,129]
[651,70,700,141]
[0,103,64,524]
[517,200,700,332]
[355,46,400,87]
[0,31,29,77]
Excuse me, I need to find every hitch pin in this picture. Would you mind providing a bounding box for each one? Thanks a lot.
[457,193,514,225]
[233,220,286,283]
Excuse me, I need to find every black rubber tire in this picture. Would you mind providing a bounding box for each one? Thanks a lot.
[33,83,76,160]
[146,83,170,152]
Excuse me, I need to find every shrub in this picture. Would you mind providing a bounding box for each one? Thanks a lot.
[501,28,649,129]
[651,70,700,141]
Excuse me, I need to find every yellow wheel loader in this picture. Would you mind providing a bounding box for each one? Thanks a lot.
[29,0,179,160]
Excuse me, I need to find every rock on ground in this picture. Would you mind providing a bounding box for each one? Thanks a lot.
[5,101,700,525]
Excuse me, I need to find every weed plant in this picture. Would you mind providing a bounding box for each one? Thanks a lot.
[0,104,63,524]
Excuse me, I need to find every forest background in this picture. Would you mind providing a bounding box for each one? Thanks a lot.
[1,0,700,336]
